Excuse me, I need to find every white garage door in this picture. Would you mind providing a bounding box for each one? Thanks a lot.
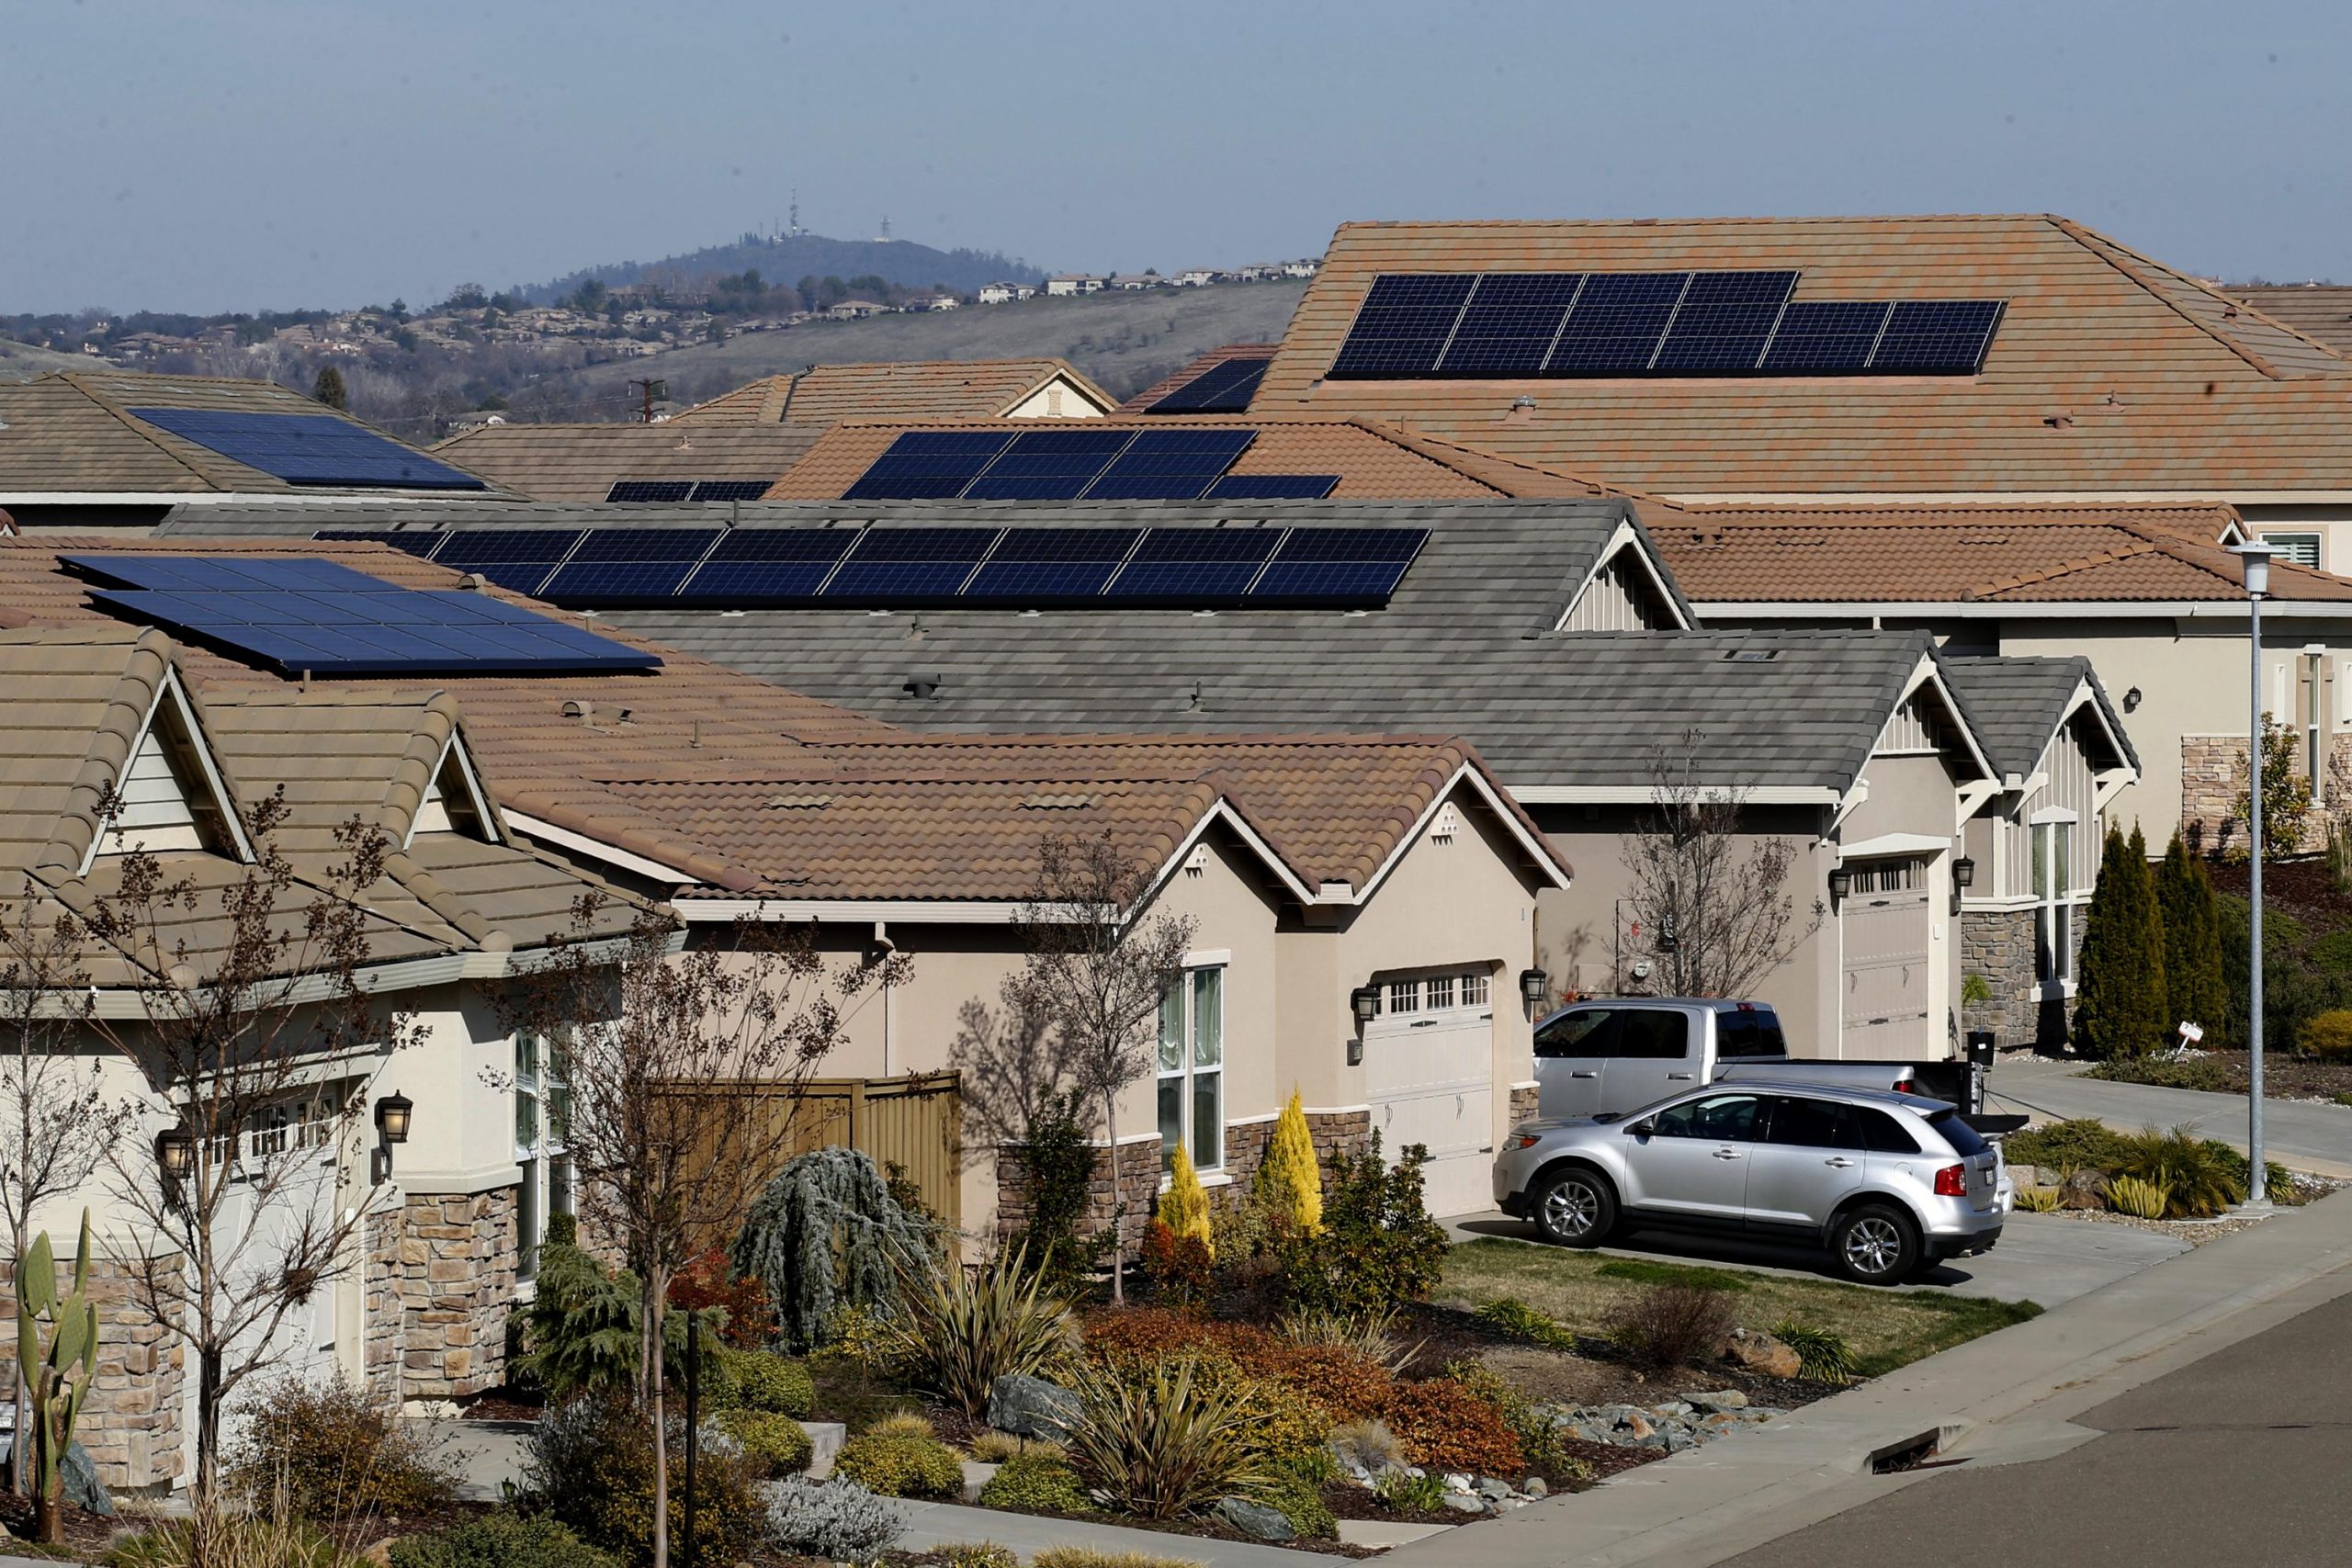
[1841,857,1932,1056]
[1363,972,1495,1217]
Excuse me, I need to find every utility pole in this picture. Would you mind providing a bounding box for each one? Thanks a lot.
[628,378,666,424]
[2233,541,2274,1207]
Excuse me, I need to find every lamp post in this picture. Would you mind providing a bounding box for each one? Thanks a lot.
[2233,542,2274,1206]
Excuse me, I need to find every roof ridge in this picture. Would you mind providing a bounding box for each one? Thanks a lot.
[2048,216,2291,379]
[2057,219,2352,371]
[52,371,230,490]
[1967,541,2163,598]
[1331,213,2062,232]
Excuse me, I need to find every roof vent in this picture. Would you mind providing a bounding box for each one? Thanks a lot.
[2042,411,2075,430]
[457,572,488,592]
[1505,394,1537,424]
[765,793,832,810]
[1022,792,1096,810]
[561,699,591,720]
[903,671,943,699]
[1724,649,1780,663]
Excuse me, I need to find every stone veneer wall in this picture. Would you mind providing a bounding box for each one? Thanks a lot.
[2182,733,2350,856]
[997,1136,1163,1253]
[364,1189,516,1406]
[1961,908,2040,1047]
[5,1255,188,1494]
[1509,1084,1540,1128]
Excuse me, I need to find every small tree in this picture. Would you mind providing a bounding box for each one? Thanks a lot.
[2156,828,2228,1043]
[1622,730,1822,998]
[1157,1143,1211,1255]
[2074,826,2170,1058]
[730,1146,932,1352]
[2228,714,2312,862]
[1009,833,1196,1305]
[501,904,904,1568]
[1254,1090,1320,1233]
[311,365,348,411]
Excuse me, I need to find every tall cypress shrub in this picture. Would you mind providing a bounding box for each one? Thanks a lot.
[2156,828,2228,1044]
[2075,825,2169,1058]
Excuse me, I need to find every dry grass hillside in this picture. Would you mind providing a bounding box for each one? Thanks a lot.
[0,337,109,380]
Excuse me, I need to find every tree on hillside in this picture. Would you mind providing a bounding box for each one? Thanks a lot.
[311,365,347,410]
[2157,828,2228,1043]
[2075,825,2170,1058]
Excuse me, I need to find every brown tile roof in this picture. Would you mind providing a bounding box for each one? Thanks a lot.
[767,414,1624,501]
[1116,344,1282,414]
[1258,214,2352,497]
[0,371,496,497]
[2227,285,2352,356]
[1648,502,2352,604]
[669,358,1119,426]
[428,423,824,502]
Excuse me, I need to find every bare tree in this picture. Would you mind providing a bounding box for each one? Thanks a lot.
[499,903,904,1568]
[0,883,134,1495]
[82,799,420,1538]
[1010,832,1196,1305]
[1621,731,1823,998]
[945,974,1081,1150]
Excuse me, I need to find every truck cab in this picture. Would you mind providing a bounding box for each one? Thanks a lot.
[1532,998,1786,1119]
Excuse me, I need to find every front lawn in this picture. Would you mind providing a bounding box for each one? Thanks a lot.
[1440,1238,2041,1378]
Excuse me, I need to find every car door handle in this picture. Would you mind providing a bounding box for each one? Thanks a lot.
[1570,1071,1599,1079]
[1711,1148,1743,1160]
[1667,1072,1695,1080]
[1824,1156,1857,1168]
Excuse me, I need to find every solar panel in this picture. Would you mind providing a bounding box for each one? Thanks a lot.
[823,526,1002,601]
[1204,475,1340,499]
[961,428,1136,501]
[1870,300,2005,374]
[64,556,657,675]
[1250,528,1429,604]
[1081,429,1254,500]
[429,529,584,595]
[689,479,775,502]
[1105,527,1284,601]
[539,528,724,603]
[964,528,1142,601]
[679,528,859,601]
[1649,271,1801,373]
[128,408,488,491]
[1329,274,1476,378]
[1758,300,1891,372]
[843,431,1018,500]
[605,480,694,503]
[1544,273,1690,375]
[1437,275,1584,378]
[1147,356,1272,413]
[312,529,446,558]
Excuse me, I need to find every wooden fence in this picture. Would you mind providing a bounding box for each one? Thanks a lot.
[685,1072,963,1235]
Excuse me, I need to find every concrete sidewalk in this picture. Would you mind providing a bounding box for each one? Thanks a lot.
[896,1497,1329,1567]
[1385,1184,2352,1568]
[1988,1056,2352,1176]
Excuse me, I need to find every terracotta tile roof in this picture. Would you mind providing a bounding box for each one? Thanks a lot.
[767,414,1624,501]
[1648,503,2352,604]
[668,358,1119,426]
[1116,344,1282,414]
[1258,214,2352,496]
[0,371,497,498]
[427,423,823,502]
[2227,286,2352,356]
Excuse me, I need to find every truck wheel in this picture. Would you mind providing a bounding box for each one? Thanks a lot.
[1829,1203,1920,1285]
[1534,1168,1616,1247]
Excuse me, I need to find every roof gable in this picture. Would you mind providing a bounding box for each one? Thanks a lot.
[669,358,1119,427]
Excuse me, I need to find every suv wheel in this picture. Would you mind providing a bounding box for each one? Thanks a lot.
[1830,1203,1920,1285]
[1534,1168,1616,1247]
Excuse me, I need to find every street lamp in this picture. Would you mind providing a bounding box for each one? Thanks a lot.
[2233,542,2274,1206]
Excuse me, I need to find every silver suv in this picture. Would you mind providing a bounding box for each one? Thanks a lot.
[1492,1083,2005,1285]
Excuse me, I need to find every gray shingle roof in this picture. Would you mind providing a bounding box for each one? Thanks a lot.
[1936,652,2139,778]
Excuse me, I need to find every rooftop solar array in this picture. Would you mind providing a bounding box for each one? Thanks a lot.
[603,479,779,503]
[1146,356,1272,413]
[129,409,490,491]
[64,555,658,676]
[308,524,1430,609]
[842,427,1338,502]
[1327,272,2005,378]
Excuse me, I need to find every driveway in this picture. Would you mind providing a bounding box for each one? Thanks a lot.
[1989,1056,2352,1175]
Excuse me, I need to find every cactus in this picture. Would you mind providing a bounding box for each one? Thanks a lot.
[17,1210,99,1545]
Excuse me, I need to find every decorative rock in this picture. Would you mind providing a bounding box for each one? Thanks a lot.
[988,1373,1079,1439]
[2060,1168,2111,1211]
[1217,1496,1295,1541]
[0,1438,112,1517]
[1443,1472,1475,1493]
[1476,1477,1513,1500]
[1686,1389,1748,1413]
[1442,1493,1487,1515]
[1724,1328,1803,1381]
[1615,1410,1656,1440]
[1521,1476,1549,1498]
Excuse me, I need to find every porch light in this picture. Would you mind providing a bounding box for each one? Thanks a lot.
[1952,857,1975,890]
[1826,866,1853,904]
[375,1091,414,1145]
[1517,968,1549,1010]
[155,1123,195,1183]
[1350,985,1381,1027]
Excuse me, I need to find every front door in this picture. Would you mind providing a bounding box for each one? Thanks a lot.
[1744,1093,1869,1230]
[1622,1091,1763,1222]
[1841,856,1933,1055]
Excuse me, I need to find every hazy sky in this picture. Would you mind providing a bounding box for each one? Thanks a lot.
[6,0,2347,315]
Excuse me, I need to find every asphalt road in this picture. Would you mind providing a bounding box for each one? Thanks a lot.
[1989,1056,2352,1174]
[1720,1284,2352,1568]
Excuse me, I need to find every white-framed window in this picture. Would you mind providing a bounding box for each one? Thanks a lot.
[514,1033,573,1280]
[1158,966,1224,1172]
[1426,975,1456,1010]
[1365,970,1492,1017]
[2265,532,2322,570]
[2304,651,2325,804]
[1463,972,1489,1007]
[1387,978,1420,1014]
[2031,818,2076,987]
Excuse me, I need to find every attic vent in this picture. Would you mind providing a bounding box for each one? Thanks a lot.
[1432,804,1462,842]
[765,794,833,810]
[1021,793,1096,810]
[1724,649,1781,663]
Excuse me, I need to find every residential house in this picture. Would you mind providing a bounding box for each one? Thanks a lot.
[1175,268,1217,288]
[1045,275,1104,296]
[823,299,888,321]
[977,283,1021,305]
[1116,344,1281,415]
[1281,259,1320,279]
[1108,274,1165,291]
[426,423,822,502]
[2228,284,2352,357]
[668,359,1121,427]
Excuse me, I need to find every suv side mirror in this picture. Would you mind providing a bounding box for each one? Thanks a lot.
[1626,1120,1654,1138]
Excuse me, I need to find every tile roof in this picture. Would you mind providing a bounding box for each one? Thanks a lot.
[765,415,1624,501]
[1647,504,2352,604]
[426,423,823,502]
[668,358,1118,426]
[1115,344,1282,413]
[0,371,498,498]
[1934,652,2138,778]
[2226,286,2352,356]
[1257,214,2352,496]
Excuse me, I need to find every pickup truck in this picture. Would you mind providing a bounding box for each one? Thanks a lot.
[1529,998,1983,1122]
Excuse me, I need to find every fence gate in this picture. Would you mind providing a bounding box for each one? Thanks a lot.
[689,1072,962,1237]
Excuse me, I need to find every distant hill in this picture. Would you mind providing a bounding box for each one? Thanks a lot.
[525,279,1309,413]
[524,231,1044,304]
[0,337,110,381]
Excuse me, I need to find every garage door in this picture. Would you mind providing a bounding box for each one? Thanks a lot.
[1841,856,1932,1056]
[1363,972,1495,1217]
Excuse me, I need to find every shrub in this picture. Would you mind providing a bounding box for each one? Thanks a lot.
[762,1476,907,1561]
[936,1545,1021,1568]
[1279,1135,1450,1317]
[667,1247,776,1350]
[882,1245,1073,1417]
[2157,830,2229,1045]
[1375,1469,1447,1512]
[2086,1056,2233,1092]
[1159,1142,1214,1253]
[978,1452,1097,1514]
[1442,1359,1591,1484]
[865,1409,939,1439]
[1380,1378,1525,1477]
[1604,1284,1736,1372]
[1057,1356,1268,1519]
[719,1348,815,1417]
[713,1408,812,1476]
[107,1519,351,1567]
[969,1430,1065,1464]
[1328,1416,1403,1472]
[225,1372,462,1524]
[2000,1118,2131,1174]
[388,1513,619,1568]
[1260,1469,1336,1539]
[1771,1322,1858,1385]
[1255,1090,1323,1233]
[517,1243,642,1399]
[2014,1186,2064,1213]
[732,1145,936,1353]
[1275,1303,1410,1370]
[1474,1296,1578,1350]
[1140,1220,1214,1304]
[2113,1126,2245,1217]
[832,1432,967,1498]
[2107,1174,2170,1220]
[522,1393,766,1566]
[1009,1092,1118,1300]
[1034,1552,1201,1568]
[2075,824,2169,1060]
[1082,1309,1396,1425]
[2302,1009,2352,1061]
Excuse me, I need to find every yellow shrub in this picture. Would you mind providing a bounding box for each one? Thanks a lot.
[1255,1089,1322,1234]
[2302,1009,2352,1062]
[1158,1143,1214,1257]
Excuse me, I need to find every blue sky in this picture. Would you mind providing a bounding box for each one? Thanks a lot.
[5,0,2346,314]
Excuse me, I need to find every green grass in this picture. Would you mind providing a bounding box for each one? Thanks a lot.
[1443,1238,2041,1379]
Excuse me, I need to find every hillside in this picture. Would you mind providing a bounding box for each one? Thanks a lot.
[0,337,110,381]
[539,279,1309,412]
[526,231,1040,305]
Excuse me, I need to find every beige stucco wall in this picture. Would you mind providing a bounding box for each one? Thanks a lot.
[1003,376,1110,418]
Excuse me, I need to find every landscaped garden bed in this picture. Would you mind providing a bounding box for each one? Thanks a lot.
[2001,1117,2337,1243]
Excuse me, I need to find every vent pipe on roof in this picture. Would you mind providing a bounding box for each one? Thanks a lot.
[903,671,942,700]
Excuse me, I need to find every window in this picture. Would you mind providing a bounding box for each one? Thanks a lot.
[2304,652,2325,803]
[1386,978,1419,1014]
[1534,1008,1619,1058]
[1426,975,1455,1010]
[1855,1107,1924,1154]
[1762,1096,1860,1149]
[1717,1007,1786,1059]
[1616,1010,1690,1060]
[1463,973,1489,1007]
[1651,1093,1760,1141]
[2031,819,2075,987]
[2265,532,2321,570]
[1158,967,1225,1172]
[514,1033,573,1282]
